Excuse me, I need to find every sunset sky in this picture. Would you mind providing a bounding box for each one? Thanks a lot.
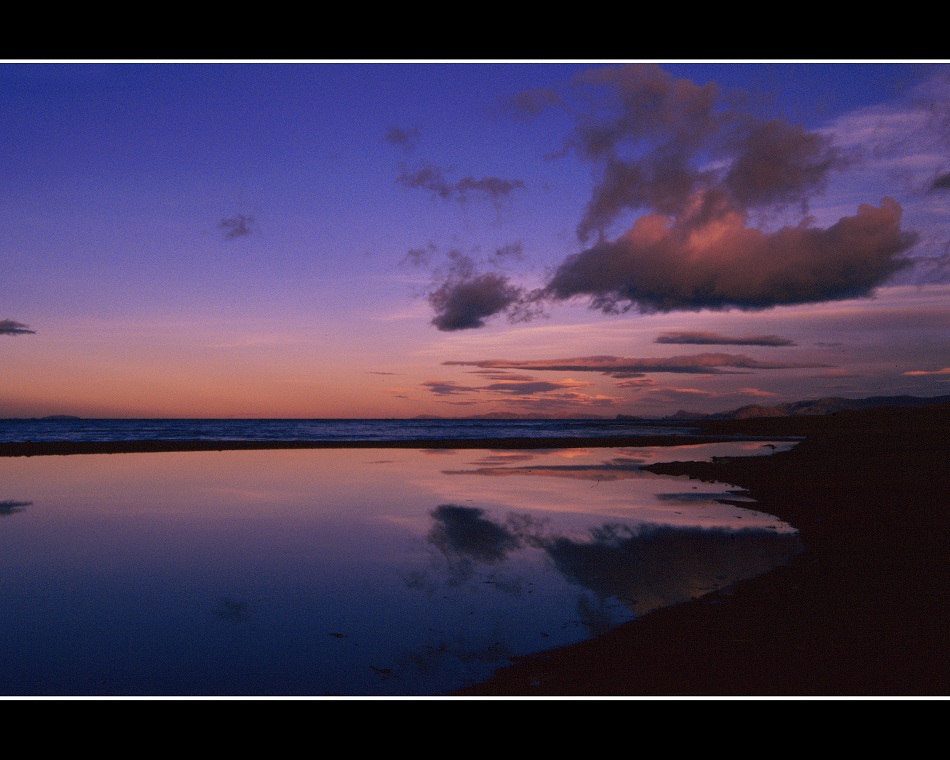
[2,60,948,419]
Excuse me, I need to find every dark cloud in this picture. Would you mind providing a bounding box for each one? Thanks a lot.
[402,242,438,269]
[0,319,36,335]
[929,171,950,191]
[385,126,420,152]
[428,272,528,331]
[444,353,829,376]
[0,500,31,516]
[397,162,525,204]
[219,213,253,240]
[467,370,538,381]
[422,376,591,398]
[425,250,544,331]
[505,87,563,119]
[544,198,917,313]
[656,331,797,347]
[405,245,542,331]
[491,241,524,261]
[723,117,842,209]
[421,380,480,396]
[482,379,592,395]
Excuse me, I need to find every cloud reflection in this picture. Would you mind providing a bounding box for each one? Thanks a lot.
[427,504,527,565]
[418,503,802,627]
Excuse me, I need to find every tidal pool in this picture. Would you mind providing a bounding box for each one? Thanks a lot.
[0,442,801,696]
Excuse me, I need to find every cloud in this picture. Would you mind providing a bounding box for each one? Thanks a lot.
[404,245,543,332]
[903,367,950,376]
[426,64,927,330]
[491,241,524,261]
[421,374,620,415]
[219,213,253,239]
[0,319,36,335]
[0,500,31,516]
[421,250,545,331]
[422,376,591,398]
[655,331,797,346]
[385,126,420,152]
[397,162,525,204]
[552,63,850,241]
[505,86,563,119]
[482,379,592,395]
[929,171,950,191]
[428,272,531,331]
[444,352,829,377]
[421,380,480,396]
[543,197,917,313]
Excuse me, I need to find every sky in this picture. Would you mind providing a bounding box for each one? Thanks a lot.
[1,60,949,419]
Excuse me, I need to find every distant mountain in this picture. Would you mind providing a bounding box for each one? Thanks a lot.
[655,394,950,422]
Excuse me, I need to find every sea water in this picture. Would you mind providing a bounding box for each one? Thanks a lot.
[0,417,699,444]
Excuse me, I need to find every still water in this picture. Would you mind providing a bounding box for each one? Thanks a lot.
[0,441,801,697]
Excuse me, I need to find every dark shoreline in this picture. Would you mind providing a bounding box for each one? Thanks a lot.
[2,404,946,697]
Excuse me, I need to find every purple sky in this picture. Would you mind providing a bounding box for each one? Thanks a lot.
[2,61,948,418]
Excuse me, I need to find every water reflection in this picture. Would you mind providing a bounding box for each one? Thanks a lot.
[0,443,801,696]
[419,502,801,626]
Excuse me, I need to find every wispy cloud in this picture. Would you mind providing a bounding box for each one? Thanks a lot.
[0,319,36,335]
[422,376,592,397]
[219,213,253,240]
[655,331,797,347]
[397,162,525,205]
[903,367,950,376]
[444,353,829,377]
[385,125,420,153]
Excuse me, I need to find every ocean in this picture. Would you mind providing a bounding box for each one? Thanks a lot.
[0,417,700,444]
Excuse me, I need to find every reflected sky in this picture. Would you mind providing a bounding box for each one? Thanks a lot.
[0,443,801,696]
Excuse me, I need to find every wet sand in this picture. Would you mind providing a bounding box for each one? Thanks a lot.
[3,404,947,697]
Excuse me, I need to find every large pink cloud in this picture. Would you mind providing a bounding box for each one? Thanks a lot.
[544,196,917,312]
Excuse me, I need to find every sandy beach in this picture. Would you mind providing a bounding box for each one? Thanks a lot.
[2,403,947,698]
